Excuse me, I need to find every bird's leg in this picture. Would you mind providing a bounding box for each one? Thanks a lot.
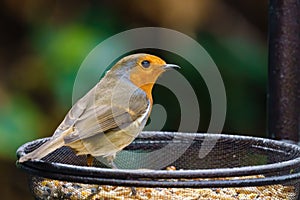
[87,154,94,166]
[106,155,117,169]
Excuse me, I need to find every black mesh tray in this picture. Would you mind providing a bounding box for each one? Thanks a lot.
[16,132,300,199]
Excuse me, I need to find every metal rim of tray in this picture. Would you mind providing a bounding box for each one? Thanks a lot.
[16,131,300,188]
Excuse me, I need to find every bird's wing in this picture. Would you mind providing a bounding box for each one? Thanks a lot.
[52,87,96,137]
[63,89,150,144]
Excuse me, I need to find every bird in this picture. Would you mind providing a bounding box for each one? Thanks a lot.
[18,53,179,168]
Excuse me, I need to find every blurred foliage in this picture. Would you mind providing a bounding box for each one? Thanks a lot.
[0,95,44,159]
[32,24,100,105]
[0,0,268,160]
[199,33,267,134]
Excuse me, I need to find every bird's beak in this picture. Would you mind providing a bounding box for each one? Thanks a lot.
[162,64,180,70]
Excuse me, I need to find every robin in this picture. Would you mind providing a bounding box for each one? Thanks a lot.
[19,53,179,168]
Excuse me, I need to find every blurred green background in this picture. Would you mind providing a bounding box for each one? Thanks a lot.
[0,0,267,199]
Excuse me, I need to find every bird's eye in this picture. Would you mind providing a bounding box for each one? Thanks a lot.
[141,60,150,68]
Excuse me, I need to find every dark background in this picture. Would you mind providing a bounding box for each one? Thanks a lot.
[0,0,268,199]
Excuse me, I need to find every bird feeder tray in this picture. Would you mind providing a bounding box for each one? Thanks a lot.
[17,131,300,199]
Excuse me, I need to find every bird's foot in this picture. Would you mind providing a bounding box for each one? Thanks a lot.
[87,154,94,166]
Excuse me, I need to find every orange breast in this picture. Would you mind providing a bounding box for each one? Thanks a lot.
[139,83,154,105]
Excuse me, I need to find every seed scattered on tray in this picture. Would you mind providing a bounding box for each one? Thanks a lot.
[31,167,295,200]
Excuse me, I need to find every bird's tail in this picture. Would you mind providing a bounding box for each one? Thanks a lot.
[18,135,65,163]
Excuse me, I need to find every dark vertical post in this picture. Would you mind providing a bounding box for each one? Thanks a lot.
[268,0,300,142]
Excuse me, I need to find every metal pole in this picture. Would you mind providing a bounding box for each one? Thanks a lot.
[268,0,300,142]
